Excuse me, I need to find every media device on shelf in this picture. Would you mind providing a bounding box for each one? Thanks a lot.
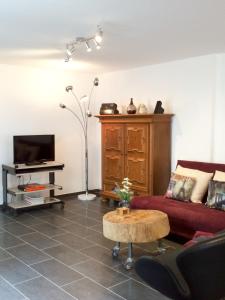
[13,135,55,165]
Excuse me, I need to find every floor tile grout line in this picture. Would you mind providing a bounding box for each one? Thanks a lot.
[3,233,128,299]
[108,278,131,289]
[28,257,53,266]
[2,247,79,300]
[16,275,79,300]
[3,220,39,231]
[72,255,131,279]
[14,275,42,286]
[0,256,14,263]
[61,272,127,300]
[60,276,86,288]
[0,274,30,300]
[1,201,157,299]
[2,228,148,292]
[18,226,69,244]
[4,242,28,250]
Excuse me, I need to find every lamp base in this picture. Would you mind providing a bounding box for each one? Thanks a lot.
[78,193,96,201]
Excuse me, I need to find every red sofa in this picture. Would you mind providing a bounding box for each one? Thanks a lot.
[131,160,225,239]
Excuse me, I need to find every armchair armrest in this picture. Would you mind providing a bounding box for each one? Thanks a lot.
[135,251,191,300]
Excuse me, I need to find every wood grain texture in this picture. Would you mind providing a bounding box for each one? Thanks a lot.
[103,209,170,243]
[96,114,173,200]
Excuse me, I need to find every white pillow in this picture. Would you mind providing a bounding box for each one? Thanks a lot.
[213,170,225,182]
[175,165,213,203]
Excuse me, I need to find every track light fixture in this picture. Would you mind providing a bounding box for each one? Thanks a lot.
[85,41,92,52]
[65,25,103,62]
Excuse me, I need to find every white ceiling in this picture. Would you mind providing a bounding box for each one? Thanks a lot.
[1,0,225,72]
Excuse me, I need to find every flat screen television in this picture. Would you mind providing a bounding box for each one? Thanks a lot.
[13,135,55,164]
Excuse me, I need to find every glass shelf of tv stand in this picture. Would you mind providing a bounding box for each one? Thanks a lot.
[7,184,62,196]
[8,197,62,209]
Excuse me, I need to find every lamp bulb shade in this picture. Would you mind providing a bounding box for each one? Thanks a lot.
[64,56,72,63]
[87,110,92,117]
[65,85,73,92]
[66,48,72,56]
[95,27,103,43]
[94,78,99,86]
[59,103,66,109]
[93,39,101,50]
[95,35,102,43]
[85,41,92,52]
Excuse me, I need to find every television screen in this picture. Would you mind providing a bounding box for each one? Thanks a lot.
[13,135,55,164]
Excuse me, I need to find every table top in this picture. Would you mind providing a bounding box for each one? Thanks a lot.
[103,209,170,243]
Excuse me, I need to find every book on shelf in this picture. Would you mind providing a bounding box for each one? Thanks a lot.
[18,183,46,192]
[24,195,45,204]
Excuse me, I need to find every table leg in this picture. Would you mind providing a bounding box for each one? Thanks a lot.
[112,242,120,257]
[124,242,134,270]
[156,239,167,254]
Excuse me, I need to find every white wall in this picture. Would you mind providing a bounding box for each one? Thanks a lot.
[96,54,222,170]
[213,54,225,162]
[1,53,225,204]
[0,64,99,204]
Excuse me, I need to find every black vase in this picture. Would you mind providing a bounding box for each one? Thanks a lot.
[127,98,136,114]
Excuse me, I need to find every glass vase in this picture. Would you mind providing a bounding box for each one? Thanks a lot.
[119,199,130,208]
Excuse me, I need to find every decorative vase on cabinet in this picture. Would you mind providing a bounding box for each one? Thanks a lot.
[127,98,136,114]
[95,114,174,200]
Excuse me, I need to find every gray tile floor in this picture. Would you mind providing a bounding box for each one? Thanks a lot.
[0,197,180,300]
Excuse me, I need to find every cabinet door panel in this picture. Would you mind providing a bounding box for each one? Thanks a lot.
[125,124,149,189]
[102,124,124,183]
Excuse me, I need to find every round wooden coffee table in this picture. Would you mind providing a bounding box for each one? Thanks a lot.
[103,209,170,269]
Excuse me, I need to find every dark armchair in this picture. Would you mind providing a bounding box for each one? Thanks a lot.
[135,232,225,300]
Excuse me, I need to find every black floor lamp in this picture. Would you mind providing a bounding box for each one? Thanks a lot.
[60,77,99,201]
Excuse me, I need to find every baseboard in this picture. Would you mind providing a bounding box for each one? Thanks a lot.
[56,189,101,200]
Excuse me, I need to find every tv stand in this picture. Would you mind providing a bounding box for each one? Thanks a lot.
[25,161,47,166]
[2,162,65,214]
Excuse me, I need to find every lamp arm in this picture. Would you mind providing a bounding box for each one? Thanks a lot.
[87,84,95,112]
[71,90,86,125]
[64,107,86,136]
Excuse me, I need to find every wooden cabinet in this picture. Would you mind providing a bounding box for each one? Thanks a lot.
[96,114,173,199]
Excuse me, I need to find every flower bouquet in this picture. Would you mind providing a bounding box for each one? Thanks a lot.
[115,177,133,207]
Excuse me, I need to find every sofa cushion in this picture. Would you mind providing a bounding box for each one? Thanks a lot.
[213,170,225,182]
[166,173,196,202]
[206,180,225,211]
[175,165,213,203]
[183,231,215,248]
[131,195,225,239]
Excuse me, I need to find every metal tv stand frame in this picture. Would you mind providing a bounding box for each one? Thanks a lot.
[2,161,65,214]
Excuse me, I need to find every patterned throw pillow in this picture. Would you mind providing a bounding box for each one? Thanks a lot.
[175,165,213,203]
[206,180,225,211]
[166,173,196,201]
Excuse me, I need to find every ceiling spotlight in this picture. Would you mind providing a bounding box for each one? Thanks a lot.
[93,40,101,50]
[95,26,103,43]
[66,45,75,56]
[85,41,92,52]
[64,25,103,61]
[66,47,72,56]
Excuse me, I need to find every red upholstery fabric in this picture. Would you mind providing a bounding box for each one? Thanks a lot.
[130,161,225,239]
[131,195,225,239]
[177,160,225,173]
[183,231,215,247]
